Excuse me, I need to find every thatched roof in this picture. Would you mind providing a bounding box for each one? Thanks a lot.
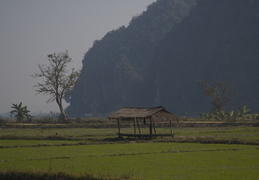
[107,106,179,121]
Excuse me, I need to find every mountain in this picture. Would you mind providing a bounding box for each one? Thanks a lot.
[67,0,259,117]
[67,0,196,116]
[152,0,259,114]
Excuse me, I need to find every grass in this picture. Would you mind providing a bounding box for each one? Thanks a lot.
[1,143,259,179]
[0,139,88,150]
[0,123,259,179]
[171,126,259,145]
[0,171,105,180]
[0,127,118,141]
[1,126,258,141]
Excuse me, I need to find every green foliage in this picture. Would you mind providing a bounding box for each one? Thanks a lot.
[10,102,32,122]
[199,105,254,123]
[238,105,251,117]
[198,81,238,113]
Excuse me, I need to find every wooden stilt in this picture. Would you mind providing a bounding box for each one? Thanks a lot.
[153,119,156,135]
[133,118,136,135]
[170,120,173,137]
[137,118,141,134]
[117,119,121,134]
[149,117,152,135]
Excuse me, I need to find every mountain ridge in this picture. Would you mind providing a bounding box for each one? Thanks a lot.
[151,0,259,114]
[67,0,196,116]
[67,0,259,117]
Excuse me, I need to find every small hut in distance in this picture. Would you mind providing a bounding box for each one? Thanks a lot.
[107,106,179,139]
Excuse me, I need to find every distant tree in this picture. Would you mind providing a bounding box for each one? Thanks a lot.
[236,105,251,120]
[32,51,80,121]
[198,81,237,113]
[10,102,32,122]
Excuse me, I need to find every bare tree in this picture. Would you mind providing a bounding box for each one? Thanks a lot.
[198,81,236,113]
[32,51,80,121]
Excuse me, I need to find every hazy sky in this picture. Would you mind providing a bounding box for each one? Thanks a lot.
[0,0,156,115]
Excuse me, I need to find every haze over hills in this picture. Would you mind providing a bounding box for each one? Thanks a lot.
[67,0,259,117]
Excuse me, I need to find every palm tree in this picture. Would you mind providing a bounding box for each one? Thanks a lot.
[10,102,32,122]
[238,105,251,120]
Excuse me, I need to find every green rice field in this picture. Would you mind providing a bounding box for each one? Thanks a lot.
[0,124,259,179]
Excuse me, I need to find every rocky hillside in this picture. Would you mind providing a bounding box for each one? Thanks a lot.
[67,0,196,116]
[152,0,259,114]
[67,0,259,117]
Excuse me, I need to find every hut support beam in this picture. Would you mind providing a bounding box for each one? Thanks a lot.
[149,117,152,135]
[117,119,121,134]
[137,119,141,134]
[133,118,136,136]
[170,120,173,137]
[153,120,156,135]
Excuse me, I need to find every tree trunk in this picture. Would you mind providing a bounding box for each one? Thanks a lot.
[56,97,67,122]
[60,108,67,122]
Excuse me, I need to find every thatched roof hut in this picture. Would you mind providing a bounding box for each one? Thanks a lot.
[108,106,179,139]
